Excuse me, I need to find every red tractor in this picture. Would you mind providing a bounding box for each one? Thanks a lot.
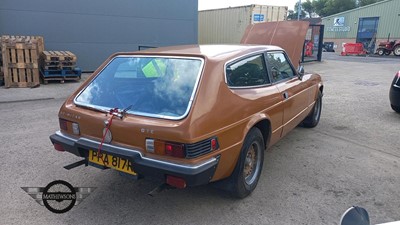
[376,39,400,56]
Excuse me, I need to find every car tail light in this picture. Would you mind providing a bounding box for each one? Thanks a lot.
[396,71,400,78]
[146,139,186,158]
[166,175,186,189]
[59,119,68,130]
[59,119,80,135]
[165,142,185,158]
[53,143,65,152]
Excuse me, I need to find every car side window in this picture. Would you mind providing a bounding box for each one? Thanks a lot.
[226,54,270,87]
[266,52,295,82]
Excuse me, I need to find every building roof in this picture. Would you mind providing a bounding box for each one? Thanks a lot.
[198,4,287,12]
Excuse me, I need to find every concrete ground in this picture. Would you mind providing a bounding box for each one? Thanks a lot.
[0,53,399,225]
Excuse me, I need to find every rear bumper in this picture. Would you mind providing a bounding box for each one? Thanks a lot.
[50,131,220,187]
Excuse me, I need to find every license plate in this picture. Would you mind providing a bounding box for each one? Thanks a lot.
[88,150,136,175]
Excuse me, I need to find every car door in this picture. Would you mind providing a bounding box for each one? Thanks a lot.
[265,51,310,137]
[226,53,284,146]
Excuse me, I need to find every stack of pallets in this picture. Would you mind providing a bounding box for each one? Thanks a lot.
[40,51,81,83]
[0,35,44,88]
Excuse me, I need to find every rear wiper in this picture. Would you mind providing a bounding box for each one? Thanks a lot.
[121,105,133,117]
[109,105,133,119]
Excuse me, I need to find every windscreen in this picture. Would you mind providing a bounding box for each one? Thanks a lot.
[75,56,203,119]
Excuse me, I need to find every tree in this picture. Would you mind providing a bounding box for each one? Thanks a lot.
[291,0,384,19]
[287,10,305,20]
[358,0,384,7]
[287,2,306,20]
[302,0,315,18]
[312,0,356,17]
[312,0,329,17]
[328,0,357,15]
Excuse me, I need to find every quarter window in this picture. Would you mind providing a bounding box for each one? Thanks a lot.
[266,52,295,82]
[226,54,269,87]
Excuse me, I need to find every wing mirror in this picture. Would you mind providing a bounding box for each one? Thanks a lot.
[297,65,305,80]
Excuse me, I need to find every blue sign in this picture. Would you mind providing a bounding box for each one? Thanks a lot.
[253,14,264,22]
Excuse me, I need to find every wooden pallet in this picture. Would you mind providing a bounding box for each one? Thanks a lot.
[41,51,77,62]
[1,35,44,88]
[40,51,77,73]
[41,64,77,71]
[41,76,81,84]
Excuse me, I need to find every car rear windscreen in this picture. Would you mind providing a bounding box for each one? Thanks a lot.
[75,56,203,119]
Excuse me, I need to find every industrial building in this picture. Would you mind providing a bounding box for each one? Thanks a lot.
[321,0,400,53]
[198,5,288,44]
[0,0,199,71]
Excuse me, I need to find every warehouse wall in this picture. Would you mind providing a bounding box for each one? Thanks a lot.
[0,0,198,71]
[321,0,400,39]
[198,5,288,44]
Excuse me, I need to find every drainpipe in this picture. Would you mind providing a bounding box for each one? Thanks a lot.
[297,0,301,20]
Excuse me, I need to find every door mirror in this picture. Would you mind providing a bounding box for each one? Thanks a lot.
[340,206,370,225]
[297,66,305,80]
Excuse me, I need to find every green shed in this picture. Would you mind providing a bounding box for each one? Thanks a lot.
[321,0,400,53]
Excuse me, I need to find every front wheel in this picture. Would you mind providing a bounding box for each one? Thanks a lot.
[301,91,322,128]
[230,128,264,198]
[385,50,391,55]
[377,48,385,56]
[394,45,400,56]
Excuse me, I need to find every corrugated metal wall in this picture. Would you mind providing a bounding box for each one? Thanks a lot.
[0,0,198,71]
[198,5,287,44]
[199,6,252,44]
[251,5,288,23]
[322,0,400,39]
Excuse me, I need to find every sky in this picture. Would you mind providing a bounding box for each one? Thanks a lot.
[198,0,300,11]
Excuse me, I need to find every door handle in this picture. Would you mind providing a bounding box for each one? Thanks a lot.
[283,91,289,99]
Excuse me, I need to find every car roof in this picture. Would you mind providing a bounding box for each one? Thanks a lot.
[131,44,284,61]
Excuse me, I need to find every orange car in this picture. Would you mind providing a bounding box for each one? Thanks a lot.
[50,22,323,198]
[50,45,323,197]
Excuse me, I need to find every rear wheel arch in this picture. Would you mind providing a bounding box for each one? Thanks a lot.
[253,119,271,150]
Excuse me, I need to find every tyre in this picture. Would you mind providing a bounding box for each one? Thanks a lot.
[391,104,400,113]
[377,48,385,56]
[385,50,391,55]
[301,91,322,128]
[229,127,264,198]
[394,45,400,56]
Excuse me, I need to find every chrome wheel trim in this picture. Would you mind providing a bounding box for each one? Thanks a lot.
[243,141,262,185]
